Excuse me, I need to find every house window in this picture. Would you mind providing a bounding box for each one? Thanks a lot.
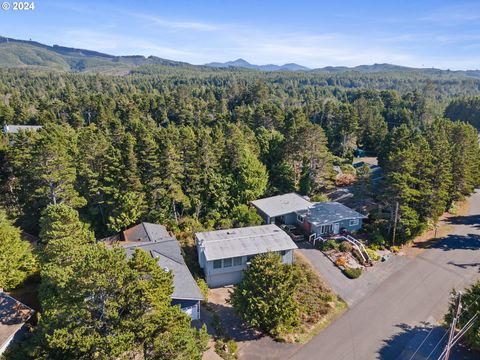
[297,214,305,223]
[320,224,333,234]
[213,260,222,269]
[245,255,254,263]
[349,219,359,226]
[223,258,232,267]
[280,250,286,256]
[233,256,243,266]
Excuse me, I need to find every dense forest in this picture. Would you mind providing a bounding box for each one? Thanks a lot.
[0,67,479,240]
[1,64,480,358]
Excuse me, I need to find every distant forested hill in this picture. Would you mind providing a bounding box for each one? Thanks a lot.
[0,36,193,73]
[1,35,480,90]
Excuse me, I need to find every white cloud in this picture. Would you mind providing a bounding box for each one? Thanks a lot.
[134,14,221,31]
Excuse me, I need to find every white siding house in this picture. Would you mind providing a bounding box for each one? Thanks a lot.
[196,224,297,287]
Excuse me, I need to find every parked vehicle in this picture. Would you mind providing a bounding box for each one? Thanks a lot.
[280,224,305,242]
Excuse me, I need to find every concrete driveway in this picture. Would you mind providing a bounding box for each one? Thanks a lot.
[298,242,409,306]
[288,190,480,360]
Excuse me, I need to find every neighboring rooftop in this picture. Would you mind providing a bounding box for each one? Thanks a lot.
[3,125,43,134]
[123,222,170,243]
[105,223,203,302]
[300,202,367,225]
[251,192,313,218]
[0,292,33,351]
[196,224,297,261]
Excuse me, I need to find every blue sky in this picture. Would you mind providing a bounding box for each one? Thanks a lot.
[1,0,480,69]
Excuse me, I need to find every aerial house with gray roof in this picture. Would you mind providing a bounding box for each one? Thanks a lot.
[251,192,313,225]
[102,222,204,320]
[296,202,367,236]
[195,224,298,287]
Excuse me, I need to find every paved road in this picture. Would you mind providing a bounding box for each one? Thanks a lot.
[288,190,480,360]
[298,242,410,306]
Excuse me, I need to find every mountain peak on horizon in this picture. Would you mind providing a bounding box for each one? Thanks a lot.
[1,36,480,77]
[204,58,310,71]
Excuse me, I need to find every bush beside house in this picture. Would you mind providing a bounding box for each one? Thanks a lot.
[229,253,343,342]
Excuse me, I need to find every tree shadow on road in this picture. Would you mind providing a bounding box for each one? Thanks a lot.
[413,234,480,252]
[446,214,480,228]
[378,323,475,359]
[447,260,480,273]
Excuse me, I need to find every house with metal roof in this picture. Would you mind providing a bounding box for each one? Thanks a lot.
[251,192,313,225]
[103,223,204,320]
[3,125,43,134]
[296,202,367,236]
[195,224,297,287]
[0,292,34,355]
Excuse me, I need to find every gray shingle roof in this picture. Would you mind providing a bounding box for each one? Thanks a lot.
[3,125,43,134]
[301,202,367,225]
[120,223,203,301]
[196,224,297,261]
[251,193,313,218]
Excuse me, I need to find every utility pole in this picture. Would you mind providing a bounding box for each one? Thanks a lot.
[392,201,399,246]
[443,292,462,360]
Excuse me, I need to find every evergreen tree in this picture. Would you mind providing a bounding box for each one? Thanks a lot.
[225,124,268,205]
[39,204,95,245]
[229,253,299,336]
[352,163,372,201]
[0,209,36,290]
[19,245,207,360]
[31,125,86,208]
[444,282,480,351]
[285,111,334,194]
[448,122,480,200]
[354,97,388,153]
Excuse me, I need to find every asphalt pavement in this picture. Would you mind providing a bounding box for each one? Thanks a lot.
[288,190,480,360]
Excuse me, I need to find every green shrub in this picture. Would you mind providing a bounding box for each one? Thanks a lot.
[195,277,209,302]
[215,338,238,360]
[310,193,329,202]
[365,248,380,261]
[390,245,401,253]
[448,201,459,215]
[338,241,352,253]
[370,231,386,248]
[342,267,362,279]
[322,239,339,251]
[340,164,356,175]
